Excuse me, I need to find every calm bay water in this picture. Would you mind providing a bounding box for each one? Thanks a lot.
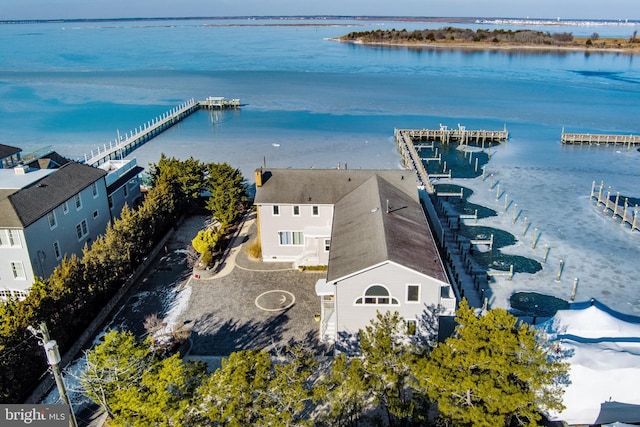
[1,18,639,313]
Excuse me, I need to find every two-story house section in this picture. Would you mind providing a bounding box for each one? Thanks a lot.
[0,162,109,300]
[253,168,456,346]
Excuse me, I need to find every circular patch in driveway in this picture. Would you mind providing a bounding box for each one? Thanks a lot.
[255,290,296,312]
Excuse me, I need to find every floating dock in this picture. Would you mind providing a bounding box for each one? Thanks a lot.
[82,97,240,166]
[561,129,640,148]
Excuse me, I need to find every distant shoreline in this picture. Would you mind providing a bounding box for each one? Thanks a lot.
[2,15,639,25]
[331,38,640,55]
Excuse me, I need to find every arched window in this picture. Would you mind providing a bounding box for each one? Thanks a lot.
[355,285,399,305]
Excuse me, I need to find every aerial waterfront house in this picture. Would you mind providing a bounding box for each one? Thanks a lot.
[0,144,144,302]
[253,168,456,344]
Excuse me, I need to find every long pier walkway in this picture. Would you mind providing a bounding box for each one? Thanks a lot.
[590,181,639,233]
[562,129,640,148]
[82,97,240,166]
[397,125,509,310]
[394,128,435,193]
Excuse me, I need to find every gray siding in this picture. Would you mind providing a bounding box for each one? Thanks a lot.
[0,229,33,294]
[23,179,110,281]
[334,261,446,336]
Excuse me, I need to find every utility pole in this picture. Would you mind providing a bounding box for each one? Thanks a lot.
[28,322,78,427]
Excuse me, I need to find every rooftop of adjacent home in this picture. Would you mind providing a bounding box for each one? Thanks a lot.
[0,162,107,228]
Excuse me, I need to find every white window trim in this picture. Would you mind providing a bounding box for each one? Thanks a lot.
[74,194,83,210]
[278,230,304,246]
[48,211,57,230]
[76,219,89,241]
[93,210,99,219]
[91,182,99,198]
[406,284,421,303]
[354,284,400,306]
[312,205,319,216]
[53,241,62,260]
[272,205,280,216]
[10,261,26,280]
[62,201,69,214]
[324,239,331,252]
[292,205,300,216]
[10,230,21,247]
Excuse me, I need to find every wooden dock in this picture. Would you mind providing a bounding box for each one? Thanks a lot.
[82,97,240,166]
[395,129,435,193]
[562,129,640,148]
[399,124,508,145]
[394,125,507,195]
[590,181,639,233]
[200,96,241,109]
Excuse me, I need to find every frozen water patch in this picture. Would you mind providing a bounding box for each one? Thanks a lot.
[450,143,640,316]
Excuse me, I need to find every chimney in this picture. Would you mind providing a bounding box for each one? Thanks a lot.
[255,168,263,187]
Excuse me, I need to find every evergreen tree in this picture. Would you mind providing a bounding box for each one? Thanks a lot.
[196,349,273,426]
[148,154,207,208]
[418,300,568,427]
[359,311,427,426]
[315,353,368,426]
[197,347,315,426]
[206,162,247,227]
[81,330,206,425]
[81,330,154,419]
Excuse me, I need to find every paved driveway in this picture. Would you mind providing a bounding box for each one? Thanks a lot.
[177,212,333,358]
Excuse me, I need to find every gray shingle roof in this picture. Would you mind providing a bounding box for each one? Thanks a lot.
[254,168,448,284]
[0,144,21,159]
[254,169,419,205]
[0,189,22,228]
[327,174,448,283]
[4,162,107,227]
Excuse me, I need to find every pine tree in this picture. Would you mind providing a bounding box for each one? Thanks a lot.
[315,353,368,426]
[196,349,273,426]
[358,311,428,426]
[81,330,206,425]
[419,300,568,426]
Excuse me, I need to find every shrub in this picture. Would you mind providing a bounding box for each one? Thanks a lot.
[245,238,262,259]
[200,250,215,268]
[192,228,220,255]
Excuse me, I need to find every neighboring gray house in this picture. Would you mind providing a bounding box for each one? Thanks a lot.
[0,144,22,169]
[0,162,110,300]
[98,159,144,219]
[253,168,456,344]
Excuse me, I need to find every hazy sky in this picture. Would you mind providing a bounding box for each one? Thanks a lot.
[1,0,638,21]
